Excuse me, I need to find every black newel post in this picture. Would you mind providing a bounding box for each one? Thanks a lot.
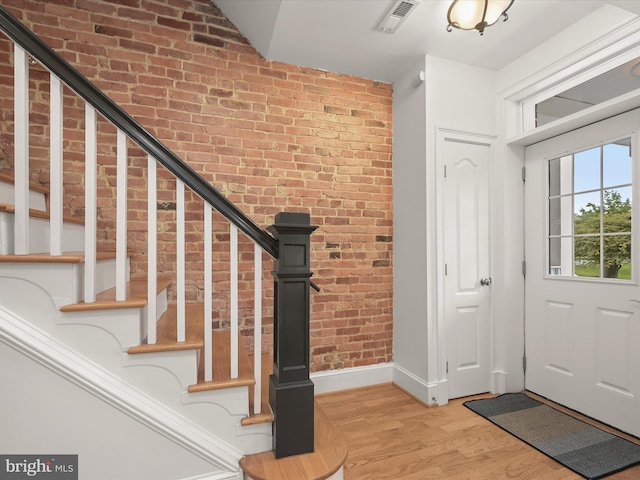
[267,212,318,458]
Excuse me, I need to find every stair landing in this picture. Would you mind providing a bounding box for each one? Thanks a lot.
[240,400,348,480]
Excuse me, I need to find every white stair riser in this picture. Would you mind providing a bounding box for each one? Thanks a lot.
[0,257,130,307]
[0,212,84,255]
[184,387,250,417]
[124,349,199,389]
[58,287,168,350]
[59,308,146,351]
[0,180,47,211]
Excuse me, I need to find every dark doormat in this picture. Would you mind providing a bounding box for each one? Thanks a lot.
[464,393,640,479]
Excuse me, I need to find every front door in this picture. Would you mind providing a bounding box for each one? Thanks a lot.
[442,132,492,399]
[524,109,640,437]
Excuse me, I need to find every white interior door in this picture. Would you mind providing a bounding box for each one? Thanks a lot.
[442,133,492,399]
[524,109,640,437]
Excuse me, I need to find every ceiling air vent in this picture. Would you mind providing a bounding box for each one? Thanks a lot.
[376,0,418,34]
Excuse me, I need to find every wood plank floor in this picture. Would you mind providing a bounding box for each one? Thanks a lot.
[316,383,640,479]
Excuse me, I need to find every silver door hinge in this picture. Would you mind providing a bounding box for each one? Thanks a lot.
[444,165,447,178]
[522,260,526,277]
[522,166,526,182]
[445,263,448,276]
[446,361,449,374]
[523,355,527,373]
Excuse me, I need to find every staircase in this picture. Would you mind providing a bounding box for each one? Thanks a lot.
[0,5,346,480]
[0,171,273,479]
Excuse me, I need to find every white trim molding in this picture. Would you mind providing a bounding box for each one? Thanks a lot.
[491,369,507,394]
[311,362,394,394]
[181,472,242,480]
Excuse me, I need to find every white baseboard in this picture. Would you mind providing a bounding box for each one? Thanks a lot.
[311,363,447,406]
[392,364,440,406]
[311,362,394,394]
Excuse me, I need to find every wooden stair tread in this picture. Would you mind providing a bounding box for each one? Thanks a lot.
[0,251,118,263]
[188,330,255,392]
[128,304,204,354]
[0,203,84,225]
[0,173,50,194]
[240,401,348,480]
[60,278,172,311]
[242,353,274,426]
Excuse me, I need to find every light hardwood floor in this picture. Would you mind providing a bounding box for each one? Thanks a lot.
[316,383,640,479]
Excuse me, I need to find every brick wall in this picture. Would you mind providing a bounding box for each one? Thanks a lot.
[0,0,393,372]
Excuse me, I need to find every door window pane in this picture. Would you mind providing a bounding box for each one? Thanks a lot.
[549,197,573,236]
[549,237,572,276]
[603,234,631,279]
[547,137,633,280]
[574,236,600,277]
[549,155,572,197]
[574,148,600,193]
[603,140,632,188]
[602,187,632,234]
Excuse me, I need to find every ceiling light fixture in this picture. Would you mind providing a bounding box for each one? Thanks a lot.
[446,0,514,35]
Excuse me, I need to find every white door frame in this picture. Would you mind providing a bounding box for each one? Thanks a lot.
[435,127,497,404]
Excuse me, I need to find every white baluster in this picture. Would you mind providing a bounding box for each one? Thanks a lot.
[49,75,63,256]
[116,129,127,301]
[253,242,262,414]
[13,45,29,255]
[204,203,213,382]
[230,223,239,379]
[177,179,185,342]
[147,156,157,344]
[84,103,97,303]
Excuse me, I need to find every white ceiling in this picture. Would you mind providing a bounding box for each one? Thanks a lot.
[214,0,640,83]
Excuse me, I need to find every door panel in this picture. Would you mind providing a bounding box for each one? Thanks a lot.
[524,109,640,437]
[443,136,491,399]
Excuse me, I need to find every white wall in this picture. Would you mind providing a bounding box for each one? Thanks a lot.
[392,58,429,400]
[392,56,496,404]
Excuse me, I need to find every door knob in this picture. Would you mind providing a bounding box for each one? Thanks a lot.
[480,277,492,286]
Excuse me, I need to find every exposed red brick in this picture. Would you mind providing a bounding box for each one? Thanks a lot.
[193,33,224,48]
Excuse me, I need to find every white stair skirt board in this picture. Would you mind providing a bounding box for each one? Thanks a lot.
[311,362,394,394]
[0,305,243,479]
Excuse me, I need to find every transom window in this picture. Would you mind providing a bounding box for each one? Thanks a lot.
[548,138,633,280]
